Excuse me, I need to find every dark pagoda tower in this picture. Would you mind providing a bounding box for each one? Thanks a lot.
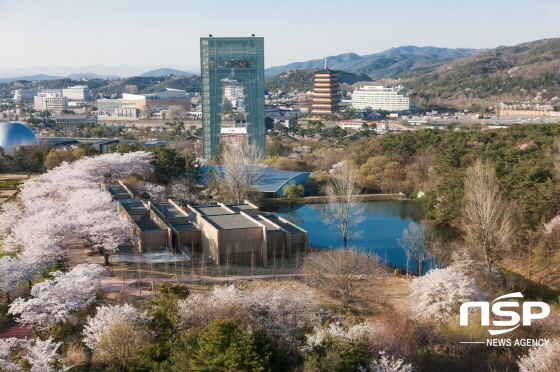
[310,59,341,117]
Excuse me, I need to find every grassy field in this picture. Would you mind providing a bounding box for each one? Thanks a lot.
[0,173,32,204]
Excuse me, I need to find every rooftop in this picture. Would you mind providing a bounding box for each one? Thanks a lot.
[120,201,148,214]
[202,166,310,195]
[136,218,163,231]
[262,215,304,233]
[253,216,281,232]
[171,223,200,232]
[152,202,187,218]
[228,204,257,211]
[106,183,129,196]
[55,115,94,120]
[203,214,261,230]
[38,137,118,146]
[193,205,232,215]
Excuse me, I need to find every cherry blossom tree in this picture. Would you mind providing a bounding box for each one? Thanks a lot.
[171,181,200,206]
[83,303,150,352]
[83,303,150,370]
[24,338,72,372]
[517,338,560,372]
[0,338,72,372]
[304,322,379,351]
[72,151,153,182]
[0,257,38,302]
[0,338,20,371]
[240,284,321,349]
[0,202,22,236]
[178,283,320,349]
[5,152,149,269]
[138,181,166,202]
[408,267,486,323]
[358,351,414,372]
[544,214,560,234]
[9,264,108,334]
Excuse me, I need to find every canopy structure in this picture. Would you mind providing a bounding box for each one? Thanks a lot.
[201,165,310,197]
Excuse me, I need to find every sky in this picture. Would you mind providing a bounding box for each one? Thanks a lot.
[0,0,559,76]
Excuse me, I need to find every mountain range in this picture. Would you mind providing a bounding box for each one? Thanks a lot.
[0,65,198,83]
[3,39,560,110]
[264,46,484,78]
[402,38,560,109]
[265,38,560,110]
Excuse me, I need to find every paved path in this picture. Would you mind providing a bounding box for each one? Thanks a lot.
[0,321,31,339]
[62,237,90,270]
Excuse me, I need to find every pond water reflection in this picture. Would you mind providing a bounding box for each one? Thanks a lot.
[262,200,426,269]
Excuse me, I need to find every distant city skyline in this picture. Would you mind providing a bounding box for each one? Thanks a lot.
[0,0,559,75]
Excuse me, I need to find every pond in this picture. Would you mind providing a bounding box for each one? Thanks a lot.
[262,200,426,271]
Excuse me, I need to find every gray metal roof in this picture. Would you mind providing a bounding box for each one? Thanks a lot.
[55,115,90,120]
[106,183,129,196]
[194,205,232,215]
[228,204,257,211]
[203,214,261,230]
[171,223,200,232]
[136,218,163,231]
[253,216,281,232]
[262,215,305,233]
[120,202,148,214]
[202,166,310,195]
[152,203,187,218]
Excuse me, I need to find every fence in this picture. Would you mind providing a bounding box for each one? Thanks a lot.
[308,243,420,276]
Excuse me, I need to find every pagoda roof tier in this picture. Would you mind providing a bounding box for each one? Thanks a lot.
[315,69,338,75]
[313,90,341,94]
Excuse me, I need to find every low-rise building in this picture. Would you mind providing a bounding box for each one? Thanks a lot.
[188,202,307,266]
[272,115,297,128]
[55,114,97,127]
[122,88,191,113]
[113,194,308,267]
[97,99,139,118]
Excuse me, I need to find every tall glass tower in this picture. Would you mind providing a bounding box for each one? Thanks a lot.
[200,36,265,160]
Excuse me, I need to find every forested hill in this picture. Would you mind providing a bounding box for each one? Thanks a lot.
[401,38,560,109]
[265,69,372,93]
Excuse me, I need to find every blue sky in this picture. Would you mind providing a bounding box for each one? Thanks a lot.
[0,0,559,73]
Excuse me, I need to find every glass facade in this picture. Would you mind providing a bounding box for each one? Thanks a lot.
[200,36,265,159]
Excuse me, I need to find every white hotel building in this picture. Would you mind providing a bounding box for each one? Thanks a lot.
[351,85,410,111]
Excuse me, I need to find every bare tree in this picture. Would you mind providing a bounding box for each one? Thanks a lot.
[397,221,432,275]
[551,137,560,176]
[219,142,264,204]
[303,247,384,309]
[320,161,365,247]
[463,159,512,270]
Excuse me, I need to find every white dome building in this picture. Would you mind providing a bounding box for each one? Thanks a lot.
[0,122,39,154]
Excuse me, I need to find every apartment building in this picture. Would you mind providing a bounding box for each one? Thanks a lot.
[34,93,68,111]
[351,85,410,111]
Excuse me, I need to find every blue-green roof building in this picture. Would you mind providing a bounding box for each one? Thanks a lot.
[200,36,265,159]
